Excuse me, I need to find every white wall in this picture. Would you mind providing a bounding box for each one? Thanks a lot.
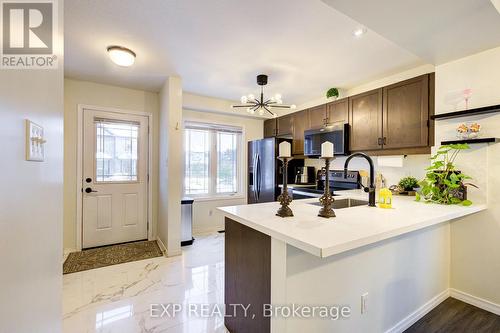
[183,109,264,234]
[63,78,160,250]
[435,46,500,305]
[0,1,64,332]
[158,77,183,256]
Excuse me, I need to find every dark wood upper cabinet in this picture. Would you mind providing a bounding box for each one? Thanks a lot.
[263,118,276,138]
[326,98,348,124]
[349,89,383,151]
[383,74,430,149]
[269,73,435,155]
[292,110,308,155]
[277,114,293,137]
[308,104,327,129]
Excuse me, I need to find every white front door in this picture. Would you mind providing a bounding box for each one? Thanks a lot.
[82,109,149,248]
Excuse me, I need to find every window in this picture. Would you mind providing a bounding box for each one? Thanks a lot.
[95,120,139,182]
[184,121,243,197]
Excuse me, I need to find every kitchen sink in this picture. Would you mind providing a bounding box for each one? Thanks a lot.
[307,198,368,209]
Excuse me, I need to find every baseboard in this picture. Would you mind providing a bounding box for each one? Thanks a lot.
[450,288,500,315]
[155,237,167,257]
[385,289,450,333]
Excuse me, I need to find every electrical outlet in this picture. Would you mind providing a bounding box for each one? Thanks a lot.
[361,293,368,314]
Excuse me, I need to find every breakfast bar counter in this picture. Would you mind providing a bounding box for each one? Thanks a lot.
[217,191,486,333]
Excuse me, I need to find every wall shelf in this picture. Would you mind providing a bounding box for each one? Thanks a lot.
[431,104,500,120]
[441,137,500,145]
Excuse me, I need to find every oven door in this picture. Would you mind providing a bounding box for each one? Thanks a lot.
[304,123,349,156]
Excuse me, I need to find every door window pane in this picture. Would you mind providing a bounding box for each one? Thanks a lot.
[217,132,238,193]
[95,121,138,182]
[184,129,210,195]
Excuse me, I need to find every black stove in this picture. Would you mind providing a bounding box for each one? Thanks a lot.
[317,170,360,192]
[291,170,360,199]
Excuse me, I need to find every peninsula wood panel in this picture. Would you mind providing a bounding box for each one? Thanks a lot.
[383,74,429,149]
[349,88,383,151]
[292,110,308,155]
[263,118,276,138]
[225,218,271,333]
[327,98,348,124]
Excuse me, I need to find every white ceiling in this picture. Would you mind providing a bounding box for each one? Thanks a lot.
[64,0,424,107]
[64,0,500,108]
[322,0,500,65]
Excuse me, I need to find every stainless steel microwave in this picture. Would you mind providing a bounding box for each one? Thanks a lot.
[304,122,349,156]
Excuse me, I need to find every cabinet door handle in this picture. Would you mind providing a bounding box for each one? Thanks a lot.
[383,137,387,145]
[378,137,383,146]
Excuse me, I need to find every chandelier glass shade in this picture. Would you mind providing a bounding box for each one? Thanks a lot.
[232,74,296,116]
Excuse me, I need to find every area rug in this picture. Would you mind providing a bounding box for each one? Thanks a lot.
[63,240,163,274]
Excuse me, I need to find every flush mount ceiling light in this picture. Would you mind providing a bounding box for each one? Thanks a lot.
[232,74,296,117]
[492,0,500,14]
[353,27,367,38]
[107,46,136,67]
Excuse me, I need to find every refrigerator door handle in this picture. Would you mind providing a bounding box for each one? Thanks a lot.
[256,154,261,200]
[253,153,258,202]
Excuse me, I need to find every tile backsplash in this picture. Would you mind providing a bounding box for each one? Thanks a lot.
[304,154,431,187]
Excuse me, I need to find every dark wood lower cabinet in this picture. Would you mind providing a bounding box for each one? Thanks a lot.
[225,218,271,333]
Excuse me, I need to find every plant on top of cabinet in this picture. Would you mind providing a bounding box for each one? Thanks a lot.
[416,144,475,206]
[326,87,339,100]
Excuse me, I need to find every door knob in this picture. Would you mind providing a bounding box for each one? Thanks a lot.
[85,187,98,193]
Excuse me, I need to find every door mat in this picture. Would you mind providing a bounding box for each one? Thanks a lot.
[63,240,163,274]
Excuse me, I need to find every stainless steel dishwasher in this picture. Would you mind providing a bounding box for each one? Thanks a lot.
[181,198,194,246]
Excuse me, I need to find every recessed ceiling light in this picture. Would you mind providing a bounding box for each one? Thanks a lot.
[353,27,367,38]
[107,46,136,67]
[491,0,500,14]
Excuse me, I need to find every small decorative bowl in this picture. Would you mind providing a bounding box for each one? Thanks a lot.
[456,123,481,140]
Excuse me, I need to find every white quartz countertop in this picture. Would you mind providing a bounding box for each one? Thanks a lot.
[217,190,486,258]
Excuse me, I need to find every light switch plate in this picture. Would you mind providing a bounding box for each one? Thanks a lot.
[26,119,45,161]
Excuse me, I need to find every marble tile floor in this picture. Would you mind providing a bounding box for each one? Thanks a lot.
[63,233,227,333]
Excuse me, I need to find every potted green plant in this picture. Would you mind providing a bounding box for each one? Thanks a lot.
[416,144,474,206]
[326,88,339,100]
[398,176,419,195]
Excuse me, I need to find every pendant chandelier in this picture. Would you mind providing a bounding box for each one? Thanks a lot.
[232,74,296,117]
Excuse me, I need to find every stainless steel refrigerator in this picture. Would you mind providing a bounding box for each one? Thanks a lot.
[247,137,303,204]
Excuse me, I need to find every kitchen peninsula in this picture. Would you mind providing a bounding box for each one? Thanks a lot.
[218,190,486,333]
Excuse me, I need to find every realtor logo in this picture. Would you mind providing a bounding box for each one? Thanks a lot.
[1,0,57,69]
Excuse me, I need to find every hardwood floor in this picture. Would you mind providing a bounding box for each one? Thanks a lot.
[405,297,500,333]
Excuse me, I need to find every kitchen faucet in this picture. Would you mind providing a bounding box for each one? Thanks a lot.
[344,153,376,207]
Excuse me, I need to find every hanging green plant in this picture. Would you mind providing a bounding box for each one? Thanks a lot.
[416,144,475,206]
[326,88,339,99]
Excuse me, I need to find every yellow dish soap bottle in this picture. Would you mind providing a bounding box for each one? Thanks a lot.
[379,188,393,209]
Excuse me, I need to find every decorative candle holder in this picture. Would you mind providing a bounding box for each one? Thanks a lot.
[318,157,336,218]
[276,157,294,218]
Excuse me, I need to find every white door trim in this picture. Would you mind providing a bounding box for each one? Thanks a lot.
[76,104,153,251]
